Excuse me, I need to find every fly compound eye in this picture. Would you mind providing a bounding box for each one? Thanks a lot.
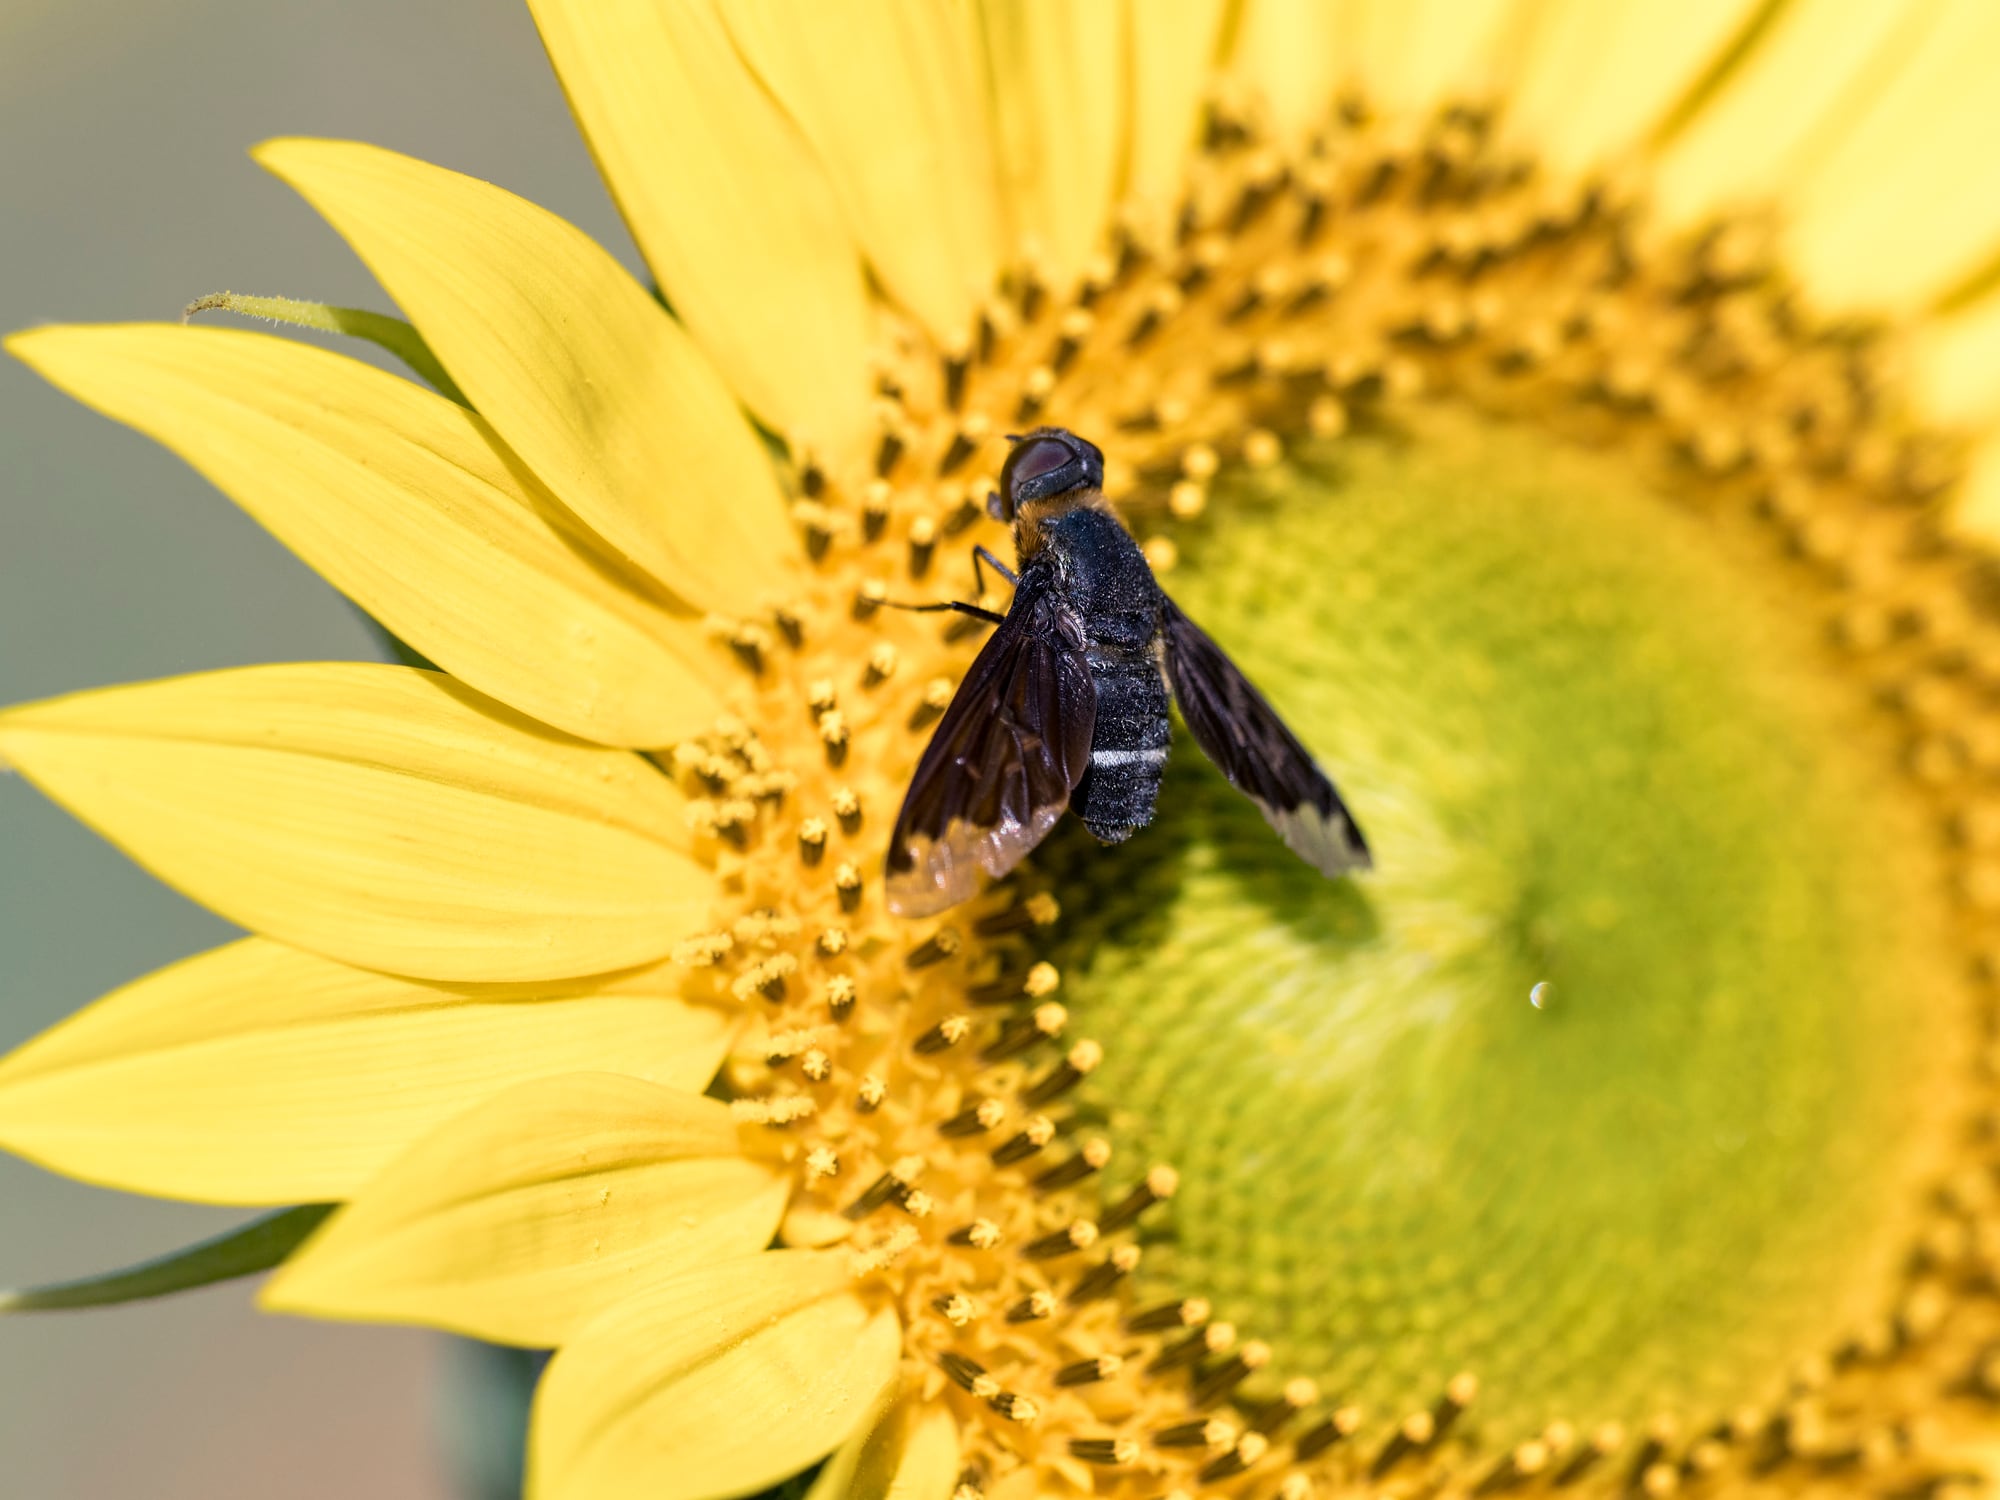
[1005,436,1079,498]
[987,488,1010,522]
[1070,433,1105,488]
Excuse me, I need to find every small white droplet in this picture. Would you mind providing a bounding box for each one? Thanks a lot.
[1529,981,1550,1010]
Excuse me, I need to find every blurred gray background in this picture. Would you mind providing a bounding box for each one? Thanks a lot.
[0,2,647,1493]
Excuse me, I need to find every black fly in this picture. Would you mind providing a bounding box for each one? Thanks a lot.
[884,426,1370,917]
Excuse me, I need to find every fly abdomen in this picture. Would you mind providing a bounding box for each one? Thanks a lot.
[1072,646,1171,843]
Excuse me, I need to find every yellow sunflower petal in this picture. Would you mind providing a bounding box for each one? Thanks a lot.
[1345,0,1520,116]
[722,0,1003,343]
[1501,0,1772,177]
[805,1388,959,1500]
[7,323,722,749]
[1126,0,1231,229]
[1228,0,1343,145]
[262,1073,785,1346]
[529,1250,900,1500]
[527,0,873,465]
[0,664,707,982]
[252,137,791,613]
[0,939,730,1206]
[1950,433,2000,548]
[1914,290,2000,428]
[1650,0,1935,230]
[976,0,1127,293]
[1780,0,2000,313]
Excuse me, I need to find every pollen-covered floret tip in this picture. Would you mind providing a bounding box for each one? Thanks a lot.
[765,1027,821,1063]
[730,953,797,1002]
[1054,1354,1122,1387]
[951,1219,1002,1250]
[1156,1418,1237,1450]
[1199,1432,1270,1482]
[1127,1297,1205,1333]
[1005,1290,1055,1323]
[983,1005,1065,1061]
[1069,1438,1140,1467]
[1180,443,1220,482]
[817,710,850,761]
[916,1014,972,1053]
[864,643,899,685]
[848,1224,919,1277]
[908,926,962,968]
[993,1393,1038,1425]
[730,1094,815,1126]
[671,930,733,966]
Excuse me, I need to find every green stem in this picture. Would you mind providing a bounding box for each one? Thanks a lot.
[0,1204,334,1312]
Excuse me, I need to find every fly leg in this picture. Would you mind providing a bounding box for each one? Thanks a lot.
[971,545,1018,593]
[883,545,1017,626]
[883,598,1006,625]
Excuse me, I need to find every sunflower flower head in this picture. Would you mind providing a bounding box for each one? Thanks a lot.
[10,5,2000,1500]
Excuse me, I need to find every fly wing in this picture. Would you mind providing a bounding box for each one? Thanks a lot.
[886,585,1097,916]
[1160,595,1370,878]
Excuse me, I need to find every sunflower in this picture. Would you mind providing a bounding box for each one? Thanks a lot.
[8,2,2000,1497]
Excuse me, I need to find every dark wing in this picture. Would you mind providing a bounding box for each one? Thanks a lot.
[1160,595,1370,878]
[886,584,1097,916]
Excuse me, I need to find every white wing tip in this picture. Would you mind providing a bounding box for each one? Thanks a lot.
[1270,800,1371,879]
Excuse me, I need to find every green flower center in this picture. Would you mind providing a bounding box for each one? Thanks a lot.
[1052,406,1961,1437]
